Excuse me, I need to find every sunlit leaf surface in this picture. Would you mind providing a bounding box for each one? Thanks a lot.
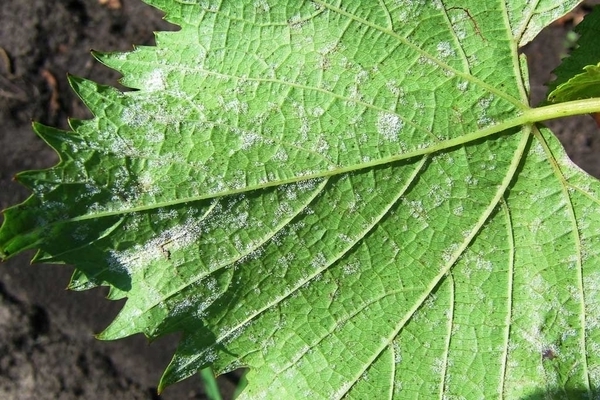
[2,1,600,398]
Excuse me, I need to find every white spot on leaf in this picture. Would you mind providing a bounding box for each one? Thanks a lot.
[377,112,403,141]
[144,69,166,92]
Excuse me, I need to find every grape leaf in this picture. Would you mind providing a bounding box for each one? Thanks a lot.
[548,4,600,96]
[548,62,600,103]
[2,1,600,398]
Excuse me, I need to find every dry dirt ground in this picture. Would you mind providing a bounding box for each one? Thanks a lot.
[0,1,599,399]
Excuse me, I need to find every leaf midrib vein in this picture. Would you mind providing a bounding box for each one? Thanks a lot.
[49,97,600,224]
[62,118,512,222]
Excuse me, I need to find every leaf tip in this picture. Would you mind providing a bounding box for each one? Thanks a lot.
[93,330,110,341]
[90,49,109,64]
[66,73,85,91]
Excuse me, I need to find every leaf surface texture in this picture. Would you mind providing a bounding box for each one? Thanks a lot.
[1,1,599,398]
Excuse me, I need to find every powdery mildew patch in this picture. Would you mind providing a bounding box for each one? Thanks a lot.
[107,217,203,276]
[376,111,403,142]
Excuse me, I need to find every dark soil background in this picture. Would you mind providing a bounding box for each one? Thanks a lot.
[0,1,599,399]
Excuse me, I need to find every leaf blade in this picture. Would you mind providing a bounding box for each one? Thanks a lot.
[3,1,600,398]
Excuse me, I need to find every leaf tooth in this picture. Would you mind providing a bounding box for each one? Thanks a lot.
[9,124,64,191]
[32,122,79,158]
[92,50,132,85]
[67,74,123,118]
[67,117,86,131]
[142,0,190,26]
[0,201,45,259]
[91,49,119,66]
[14,123,88,191]
[68,269,101,291]
[96,307,142,340]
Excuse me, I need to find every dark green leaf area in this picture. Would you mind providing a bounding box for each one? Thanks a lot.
[548,5,600,96]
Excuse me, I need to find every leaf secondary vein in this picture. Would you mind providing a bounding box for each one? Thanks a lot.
[313,0,526,109]
[343,127,531,393]
[116,59,438,140]
[533,127,592,394]
[439,275,455,399]
[169,157,430,379]
[499,197,515,396]
[99,177,331,337]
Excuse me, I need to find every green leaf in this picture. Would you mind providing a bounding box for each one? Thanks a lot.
[2,1,600,398]
[548,62,600,103]
[199,367,223,400]
[548,5,600,97]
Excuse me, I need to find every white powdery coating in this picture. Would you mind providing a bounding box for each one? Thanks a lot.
[107,218,202,275]
[376,112,403,141]
[144,69,166,92]
[240,132,262,149]
[253,0,270,13]
[436,41,455,58]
